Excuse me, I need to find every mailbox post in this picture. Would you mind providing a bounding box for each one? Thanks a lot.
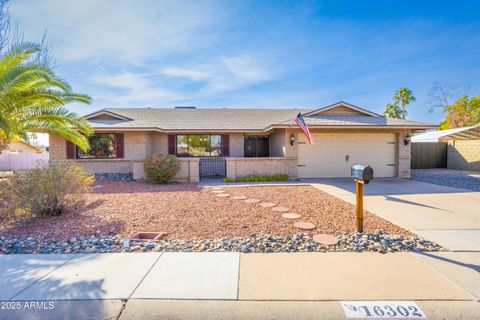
[351,164,373,233]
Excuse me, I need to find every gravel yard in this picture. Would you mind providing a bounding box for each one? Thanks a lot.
[0,181,411,239]
[411,169,480,191]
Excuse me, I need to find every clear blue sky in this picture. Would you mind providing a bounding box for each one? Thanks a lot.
[11,0,480,124]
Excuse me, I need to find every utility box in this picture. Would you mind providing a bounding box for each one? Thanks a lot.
[351,164,373,183]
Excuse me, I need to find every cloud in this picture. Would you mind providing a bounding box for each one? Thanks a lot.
[162,55,276,93]
[10,0,225,62]
[163,67,210,81]
[89,71,183,105]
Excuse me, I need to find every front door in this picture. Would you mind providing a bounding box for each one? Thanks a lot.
[244,136,270,157]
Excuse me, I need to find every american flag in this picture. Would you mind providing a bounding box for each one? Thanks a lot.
[294,113,314,144]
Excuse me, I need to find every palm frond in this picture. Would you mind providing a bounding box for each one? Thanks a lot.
[0,43,92,149]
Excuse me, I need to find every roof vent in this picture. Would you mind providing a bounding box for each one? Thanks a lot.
[174,106,196,109]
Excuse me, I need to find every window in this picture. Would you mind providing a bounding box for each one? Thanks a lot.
[176,135,222,157]
[77,134,117,159]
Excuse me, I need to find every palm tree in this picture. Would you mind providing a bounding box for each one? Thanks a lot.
[393,87,416,119]
[383,102,403,119]
[0,42,92,152]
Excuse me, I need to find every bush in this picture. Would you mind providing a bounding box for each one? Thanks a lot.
[1,162,94,217]
[144,154,180,184]
[223,173,289,183]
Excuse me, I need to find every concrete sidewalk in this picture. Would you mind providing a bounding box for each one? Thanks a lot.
[0,252,479,319]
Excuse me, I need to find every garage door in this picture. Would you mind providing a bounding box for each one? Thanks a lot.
[298,133,396,178]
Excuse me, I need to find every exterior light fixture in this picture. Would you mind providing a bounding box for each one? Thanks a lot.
[404,134,411,146]
[290,134,296,146]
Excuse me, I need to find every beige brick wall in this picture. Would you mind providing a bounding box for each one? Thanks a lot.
[397,131,412,178]
[229,133,244,157]
[270,128,298,158]
[226,157,298,179]
[151,132,168,155]
[75,160,133,174]
[132,158,199,183]
[49,134,67,160]
[270,129,286,157]
[49,131,155,161]
[447,140,480,171]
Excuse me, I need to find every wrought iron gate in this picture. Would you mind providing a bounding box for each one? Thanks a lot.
[199,157,226,178]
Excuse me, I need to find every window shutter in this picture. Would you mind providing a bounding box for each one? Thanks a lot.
[66,140,75,159]
[168,135,176,155]
[221,134,230,156]
[115,133,124,158]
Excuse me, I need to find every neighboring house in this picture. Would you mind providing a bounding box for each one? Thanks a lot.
[1,141,43,154]
[412,124,480,171]
[49,102,435,182]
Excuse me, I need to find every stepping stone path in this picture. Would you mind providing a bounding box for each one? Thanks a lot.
[293,221,316,231]
[259,202,276,208]
[212,187,224,190]
[244,199,260,204]
[212,190,225,193]
[271,206,290,213]
[216,193,230,198]
[313,234,339,246]
[232,196,247,200]
[281,213,301,220]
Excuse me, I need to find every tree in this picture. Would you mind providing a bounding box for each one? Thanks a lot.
[0,0,91,151]
[393,87,416,119]
[439,95,480,129]
[383,102,403,119]
[0,43,92,151]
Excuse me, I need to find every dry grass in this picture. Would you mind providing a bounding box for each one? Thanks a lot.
[0,181,411,239]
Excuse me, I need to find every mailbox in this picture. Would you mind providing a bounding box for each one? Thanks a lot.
[351,164,373,183]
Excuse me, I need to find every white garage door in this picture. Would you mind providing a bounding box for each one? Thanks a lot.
[298,133,396,178]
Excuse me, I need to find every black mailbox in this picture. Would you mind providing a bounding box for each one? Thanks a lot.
[351,164,373,183]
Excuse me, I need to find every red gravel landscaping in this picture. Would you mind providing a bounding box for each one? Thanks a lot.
[0,181,411,239]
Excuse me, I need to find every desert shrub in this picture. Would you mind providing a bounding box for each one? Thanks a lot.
[224,173,289,183]
[144,154,180,184]
[1,161,94,217]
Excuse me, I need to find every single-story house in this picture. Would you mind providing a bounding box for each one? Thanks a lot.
[49,102,435,182]
[1,141,43,154]
[412,124,480,171]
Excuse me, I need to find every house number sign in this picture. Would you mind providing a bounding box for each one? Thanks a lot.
[341,301,426,318]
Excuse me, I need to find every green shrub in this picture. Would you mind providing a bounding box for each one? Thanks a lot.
[144,154,180,184]
[1,161,94,217]
[224,173,289,183]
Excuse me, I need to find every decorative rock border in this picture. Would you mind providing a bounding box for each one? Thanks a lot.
[0,231,444,254]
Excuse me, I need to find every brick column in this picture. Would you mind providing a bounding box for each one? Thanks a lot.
[397,131,411,178]
[132,161,146,180]
[189,158,200,183]
[226,158,237,179]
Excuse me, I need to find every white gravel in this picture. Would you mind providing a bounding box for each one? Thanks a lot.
[411,169,480,191]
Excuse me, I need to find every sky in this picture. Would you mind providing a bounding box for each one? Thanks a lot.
[10,0,480,125]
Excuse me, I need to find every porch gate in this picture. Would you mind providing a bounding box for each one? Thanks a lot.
[199,157,226,178]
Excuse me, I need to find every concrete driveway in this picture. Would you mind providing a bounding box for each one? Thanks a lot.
[309,178,480,251]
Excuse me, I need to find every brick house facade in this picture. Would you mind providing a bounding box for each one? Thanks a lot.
[49,102,433,182]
